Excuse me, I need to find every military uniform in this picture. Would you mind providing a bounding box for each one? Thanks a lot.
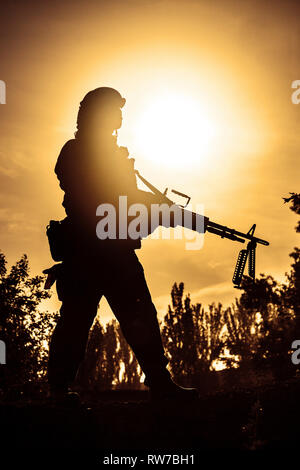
[48,136,170,391]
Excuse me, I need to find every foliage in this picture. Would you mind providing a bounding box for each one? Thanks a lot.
[0,252,58,391]
[162,282,225,385]
[282,193,300,323]
[283,192,300,233]
[76,318,142,390]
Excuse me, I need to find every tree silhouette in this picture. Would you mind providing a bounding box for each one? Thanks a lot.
[75,317,105,390]
[283,193,300,326]
[76,318,142,391]
[283,192,300,233]
[77,319,120,390]
[102,320,121,388]
[162,283,199,384]
[115,322,142,389]
[223,192,300,380]
[224,276,283,370]
[0,252,57,395]
[162,282,225,386]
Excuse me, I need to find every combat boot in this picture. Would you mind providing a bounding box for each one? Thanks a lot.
[145,371,199,402]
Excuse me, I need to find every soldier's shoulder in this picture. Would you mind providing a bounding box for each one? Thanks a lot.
[55,139,78,175]
[59,139,78,155]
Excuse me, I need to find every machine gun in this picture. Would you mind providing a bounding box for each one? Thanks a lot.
[135,170,269,289]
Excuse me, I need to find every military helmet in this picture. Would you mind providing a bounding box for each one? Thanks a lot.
[79,87,126,109]
[76,87,126,135]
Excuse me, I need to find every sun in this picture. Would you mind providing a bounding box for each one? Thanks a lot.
[132,91,217,168]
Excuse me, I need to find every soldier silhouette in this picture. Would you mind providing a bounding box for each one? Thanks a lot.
[47,87,198,402]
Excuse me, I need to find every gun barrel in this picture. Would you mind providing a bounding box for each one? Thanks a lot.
[206,226,245,243]
[207,220,269,246]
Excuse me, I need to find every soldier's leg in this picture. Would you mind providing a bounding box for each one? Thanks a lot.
[104,252,171,387]
[48,263,101,391]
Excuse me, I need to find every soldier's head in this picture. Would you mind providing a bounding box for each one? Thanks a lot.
[76,87,126,140]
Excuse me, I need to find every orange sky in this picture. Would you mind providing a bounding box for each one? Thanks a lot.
[0,0,299,322]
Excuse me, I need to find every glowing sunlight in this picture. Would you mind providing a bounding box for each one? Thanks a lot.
[133,91,217,168]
